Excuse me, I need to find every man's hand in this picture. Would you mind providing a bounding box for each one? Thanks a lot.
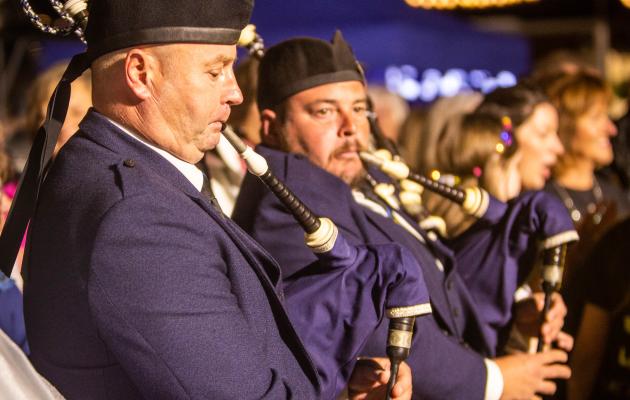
[496,350,571,400]
[348,358,412,400]
[514,292,573,351]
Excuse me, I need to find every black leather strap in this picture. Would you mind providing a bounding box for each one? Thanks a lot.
[0,53,89,276]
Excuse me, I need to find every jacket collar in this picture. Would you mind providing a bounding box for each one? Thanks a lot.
[79,109,203,202]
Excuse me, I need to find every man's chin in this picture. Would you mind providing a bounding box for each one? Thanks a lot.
[324,158,366,184]
[201,131,221,151]
[339,167,367,187]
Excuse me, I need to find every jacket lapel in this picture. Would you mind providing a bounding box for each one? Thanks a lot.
[79,110,283,288]
[79,111,320,390]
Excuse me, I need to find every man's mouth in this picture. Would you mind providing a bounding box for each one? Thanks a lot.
[333,142,366,158]
[336,148,358,157]
[208,121,226,131]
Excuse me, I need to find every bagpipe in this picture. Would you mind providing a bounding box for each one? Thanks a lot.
[6,4,431,397]
[222,125,427,397]
[235,25,431,397]
[360,108,490,219]
[537,241,568,352]
[361,101,579,354]
[230,26,433,398]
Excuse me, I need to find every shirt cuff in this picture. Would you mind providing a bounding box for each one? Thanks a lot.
[484,358,504,400]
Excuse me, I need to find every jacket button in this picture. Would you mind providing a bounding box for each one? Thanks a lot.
[446,280,453,290]
[452,307,460,317]
[123,159,136,168]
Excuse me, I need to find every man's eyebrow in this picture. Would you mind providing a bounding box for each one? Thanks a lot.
[205,54,236,66]
[305,98,368,107]
[304,99,337,107]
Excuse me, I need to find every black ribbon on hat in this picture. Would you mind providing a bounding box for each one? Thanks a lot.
[0,53,89,276]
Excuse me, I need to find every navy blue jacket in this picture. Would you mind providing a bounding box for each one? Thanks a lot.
[24,111,320,399]
[447,190,576,352]
[233,146,492,400]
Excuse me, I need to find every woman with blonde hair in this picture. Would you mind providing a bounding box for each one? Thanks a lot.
[544,70,629,227]
[541,71,630,369]
[427,83,564,236]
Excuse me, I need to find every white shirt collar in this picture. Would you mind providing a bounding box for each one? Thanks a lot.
[105,117,204,192]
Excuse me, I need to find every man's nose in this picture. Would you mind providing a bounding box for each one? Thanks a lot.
[338,110,356,137]
[224,76,243,106]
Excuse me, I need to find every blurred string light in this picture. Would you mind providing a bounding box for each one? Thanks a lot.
[404,0,539,9]
[384,64,517,102]
[405,0,630,10]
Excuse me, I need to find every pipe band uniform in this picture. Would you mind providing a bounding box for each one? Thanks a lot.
[362,93,579,354]
[361,138,579,354]
[232,26,430,398]
[0,4,430,399]
[233,31,502,400]
[233,28,577,400]
[222,122,432,399]
[445,190,578,352]
[0,1,423,398]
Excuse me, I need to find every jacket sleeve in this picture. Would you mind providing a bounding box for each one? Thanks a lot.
[87,194,304,400]
[241,173,365,281]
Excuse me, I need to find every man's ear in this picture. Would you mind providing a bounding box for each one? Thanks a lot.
[260,108,278,144]
[124,49,155,100]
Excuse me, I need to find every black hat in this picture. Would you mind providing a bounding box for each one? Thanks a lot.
[257,31,365,111]
[85,0,254,61]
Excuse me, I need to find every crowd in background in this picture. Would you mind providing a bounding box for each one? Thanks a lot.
[1,44,629,400]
